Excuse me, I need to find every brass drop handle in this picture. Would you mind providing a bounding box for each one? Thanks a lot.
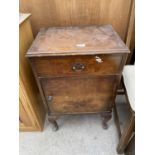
[72,62,85,72]
[47,96,53,102]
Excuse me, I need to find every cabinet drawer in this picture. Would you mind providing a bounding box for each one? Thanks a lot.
[41,76,116,114]
[30,54,123,77]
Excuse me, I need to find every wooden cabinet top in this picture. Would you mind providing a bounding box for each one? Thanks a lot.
[26,25,130,57]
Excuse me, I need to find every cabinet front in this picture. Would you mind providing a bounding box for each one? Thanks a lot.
[41,76,116,114]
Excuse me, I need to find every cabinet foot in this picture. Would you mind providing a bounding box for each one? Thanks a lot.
[48,117,59,131]
[101,111,112,129]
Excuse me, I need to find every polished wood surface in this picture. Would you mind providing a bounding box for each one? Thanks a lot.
[19,13,46,131]
[125,135,135,155]
[19,0,133,41]
[41,76,116,113]
[27,25,129,131]
[30,54,123,77]
[27,25,129,57]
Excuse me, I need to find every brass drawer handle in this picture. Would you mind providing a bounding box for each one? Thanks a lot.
[72,62,85,72]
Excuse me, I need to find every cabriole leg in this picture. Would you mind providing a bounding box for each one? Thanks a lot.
[101,111,112,129]
[48,116,59,131]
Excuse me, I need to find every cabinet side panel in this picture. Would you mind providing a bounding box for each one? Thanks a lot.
[19,19,46,131]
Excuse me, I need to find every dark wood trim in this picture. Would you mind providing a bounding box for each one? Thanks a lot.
[114,104,121,138]
[117,112,135,154]
[26,51,130,58]
[114,76,135,154]
[102,110,112,129]
[38,74,118,80]
[48,110,114,116]
[27,58,50,114]
[48,116,59,131]
[117,90,125,95]
[111,75,122,109]
[119,53,129,74]
[125,134,135,155]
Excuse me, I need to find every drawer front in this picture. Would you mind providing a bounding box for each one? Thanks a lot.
[30,54,123,77]
[41,76,116,114]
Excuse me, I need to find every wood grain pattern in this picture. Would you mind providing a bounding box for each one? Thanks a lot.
[26,25,129,57]
[19,14,46,131]
[19,0,132,41]
[41,76,116,113]
[27,25,128,130]
[19,98,32,127]
[30,54,123,77]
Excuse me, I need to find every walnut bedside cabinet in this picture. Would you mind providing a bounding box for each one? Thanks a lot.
[26,25,130,131]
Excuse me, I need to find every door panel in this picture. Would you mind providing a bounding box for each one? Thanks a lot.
[41,76,116,113]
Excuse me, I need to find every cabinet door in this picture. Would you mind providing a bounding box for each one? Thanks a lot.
[41,76,116,114]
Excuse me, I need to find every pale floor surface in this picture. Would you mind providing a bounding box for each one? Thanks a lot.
[19,96,125,155]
